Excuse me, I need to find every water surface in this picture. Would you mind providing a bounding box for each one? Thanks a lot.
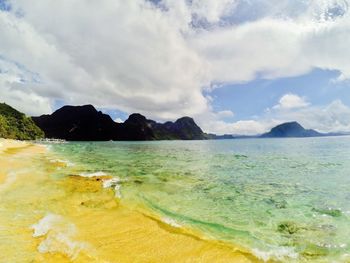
[52,136,350,262]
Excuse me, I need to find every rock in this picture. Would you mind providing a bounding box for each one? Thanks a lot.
[277,221,300,234]
[312,207,342,217]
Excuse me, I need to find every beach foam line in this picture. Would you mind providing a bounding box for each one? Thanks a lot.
[49,159,75,167]
[161,217,182,228]
[31,214,91,260]
[252,246,298,262]
[79,171,107,178]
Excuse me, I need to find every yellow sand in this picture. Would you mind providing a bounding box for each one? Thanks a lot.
[0,139,262,263]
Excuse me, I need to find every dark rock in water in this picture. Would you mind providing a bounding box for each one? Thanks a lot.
[134,180,143,184]
[261,121,322,138]
[312,207,342,217]
[233,154,248,159]
[301,243,329,258]
[265,198,287,209]
[277,221,301,234]
[32,104,207,141]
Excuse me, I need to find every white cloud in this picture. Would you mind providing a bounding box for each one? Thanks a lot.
[200,97,350,135]
[0,0,350,134]
[216,110,235,118]
[1,1,209,120]
[0,57,52,115]
[190,0,238,23]
[268,100,350,133]
[272,93,309,110]
[202,119,275,135]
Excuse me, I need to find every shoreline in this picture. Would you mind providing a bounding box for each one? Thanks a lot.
[0,139,261,262]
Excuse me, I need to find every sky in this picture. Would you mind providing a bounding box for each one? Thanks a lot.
[1,0,350,135]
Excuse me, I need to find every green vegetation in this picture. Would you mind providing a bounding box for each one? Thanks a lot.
[0,103,44,140]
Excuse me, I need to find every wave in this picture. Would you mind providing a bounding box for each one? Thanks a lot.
[142,196,253,239]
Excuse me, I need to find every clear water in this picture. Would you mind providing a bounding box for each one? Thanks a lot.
[51,136,350,262]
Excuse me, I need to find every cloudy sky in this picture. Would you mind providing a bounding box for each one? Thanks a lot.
[1,0,350,135]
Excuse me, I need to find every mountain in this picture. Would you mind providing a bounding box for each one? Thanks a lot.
[153,117,206,140]
[32,105,117,141]
[0,103,44,140]
[261,122,322,138]
[32,105,206,141]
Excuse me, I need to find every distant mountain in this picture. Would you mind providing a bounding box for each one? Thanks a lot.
[206,134,236,140]
[0,103,44,140]
[261,122,322,138]
[207,134,259,140]
[32,105,206,141]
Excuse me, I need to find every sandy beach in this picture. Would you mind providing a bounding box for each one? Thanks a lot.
[0,139,260,262]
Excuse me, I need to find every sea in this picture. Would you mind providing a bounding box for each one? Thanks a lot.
[50,136,350,262]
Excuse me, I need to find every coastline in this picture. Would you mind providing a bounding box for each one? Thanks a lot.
[0,139,261,262]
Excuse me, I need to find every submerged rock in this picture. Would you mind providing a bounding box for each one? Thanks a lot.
[301,243,329,258]
[277,221,301,235]
[265,198,288,209]
[312,207,342,217]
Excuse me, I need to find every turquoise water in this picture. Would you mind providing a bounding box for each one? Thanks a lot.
[51,137,350,262]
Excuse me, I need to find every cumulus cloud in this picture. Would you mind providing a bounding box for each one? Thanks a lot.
[202,94,350,135]
[1,0,209,119]
[267,99,350,133]
[0,56,52,115]
[216,110,235,118]
[0,0,350,134]
[190,0,238,23]
[272,93,309,110]
[202,119,275,135]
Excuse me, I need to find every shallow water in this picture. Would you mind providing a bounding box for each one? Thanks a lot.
[51,136,350,262]
[1,140,258,262]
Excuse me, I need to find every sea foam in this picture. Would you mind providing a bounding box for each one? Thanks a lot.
[31,214,90,260]
[103,177,123,198]
[49,159,74,167]
[79,171,107,178]
[161,217,181,228]
[252,246,298,262]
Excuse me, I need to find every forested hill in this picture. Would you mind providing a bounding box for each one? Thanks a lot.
[0,103,44,140]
